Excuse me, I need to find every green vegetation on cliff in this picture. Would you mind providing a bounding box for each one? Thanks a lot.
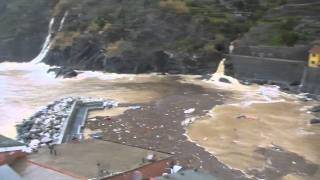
[1,0,319,72]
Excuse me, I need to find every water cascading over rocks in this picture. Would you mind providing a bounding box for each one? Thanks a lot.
[31,11,69,64]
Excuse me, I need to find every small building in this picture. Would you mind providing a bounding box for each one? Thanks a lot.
[309,46,320,68]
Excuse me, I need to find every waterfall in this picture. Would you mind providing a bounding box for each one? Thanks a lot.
[30,11,69,64]
[58,11,69,32]
[215,58,225,75]
[30,18,55,64]
[207,58,241,85]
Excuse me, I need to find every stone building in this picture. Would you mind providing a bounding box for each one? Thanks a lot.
[309,46,320,68]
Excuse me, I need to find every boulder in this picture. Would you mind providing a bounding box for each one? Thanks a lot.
[219,77,231,84]
[310,106,320,113]
[29,139,40,149]
[250,79,268,85]
[47,67,78,78]
[310,119,320,124]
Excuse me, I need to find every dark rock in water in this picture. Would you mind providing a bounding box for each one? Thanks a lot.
[310,119,320,124]
[219,77,231,84]
[279,85,290,91]
[310,106,320,113]
[290,81,301,86]
[250,79,268,85]
[47,67,78,78]
[240,80,252,85]
[201,74,212,80]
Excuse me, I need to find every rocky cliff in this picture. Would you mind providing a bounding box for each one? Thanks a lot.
[0,0,319,74]
[0,0,53,61]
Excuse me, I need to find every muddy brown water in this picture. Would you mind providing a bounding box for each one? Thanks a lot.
[1,62,320,179]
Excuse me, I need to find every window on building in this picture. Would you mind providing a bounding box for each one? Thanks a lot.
[312,53,317,57]
[311,61,316,64]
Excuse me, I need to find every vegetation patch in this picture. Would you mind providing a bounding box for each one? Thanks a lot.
[54,31,80,49]
[159,0,189,14]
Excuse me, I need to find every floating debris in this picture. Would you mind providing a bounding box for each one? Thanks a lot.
[184,108,195,114]
[129,106,142,110]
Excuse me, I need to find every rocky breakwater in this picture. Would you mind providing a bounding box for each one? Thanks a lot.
[16,97,74,149]
[16,97,117,150]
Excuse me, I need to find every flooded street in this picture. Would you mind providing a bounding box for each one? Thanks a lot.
[1,61,320,179]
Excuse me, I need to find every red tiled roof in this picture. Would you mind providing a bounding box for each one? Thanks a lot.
[310,46,320,53]
[0,151,26,165]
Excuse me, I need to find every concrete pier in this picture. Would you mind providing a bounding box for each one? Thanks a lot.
[62,101,105,143]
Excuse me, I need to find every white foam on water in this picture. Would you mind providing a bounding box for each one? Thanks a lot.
[72,71,131,81]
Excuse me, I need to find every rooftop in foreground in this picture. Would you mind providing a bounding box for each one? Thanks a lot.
[27,139,171,179]
[0,135,24,148]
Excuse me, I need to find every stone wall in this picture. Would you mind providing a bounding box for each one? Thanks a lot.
[228,54,306,84]
[233,45,309,61]
[301,67,320,95]
[60,101,81,143]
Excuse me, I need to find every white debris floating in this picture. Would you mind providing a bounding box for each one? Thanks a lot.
[184,108,195,114]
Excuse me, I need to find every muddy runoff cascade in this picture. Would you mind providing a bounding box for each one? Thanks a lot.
[186,59,320,179]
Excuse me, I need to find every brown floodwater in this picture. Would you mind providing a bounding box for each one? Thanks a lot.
[0,62,173,138]
[1,61,319,179]
[185,60,320,179]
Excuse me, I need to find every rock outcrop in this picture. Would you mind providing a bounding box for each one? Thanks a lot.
[47,67,78,78]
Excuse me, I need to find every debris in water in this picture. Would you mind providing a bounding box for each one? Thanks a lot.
[171,165,183,174]
[91,132,103,139]
[129,106,141,110]
[184,108,195,114]
[236,115,259,121]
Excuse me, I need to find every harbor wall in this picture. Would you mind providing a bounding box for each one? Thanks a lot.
[301,67,320,95]
[228,54,306,84]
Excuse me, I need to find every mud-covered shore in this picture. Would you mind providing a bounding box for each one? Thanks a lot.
[86,77,251,179]
[86,76,320,180]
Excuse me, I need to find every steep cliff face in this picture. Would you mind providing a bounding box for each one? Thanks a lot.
[237,0,320,46]
[1,0,318,74]
[45,0,245,74]
[0,0,53,62]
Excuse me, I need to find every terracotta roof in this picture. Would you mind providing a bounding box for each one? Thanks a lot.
[310,46,320,54]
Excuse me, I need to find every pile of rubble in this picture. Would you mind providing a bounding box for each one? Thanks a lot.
[16,97,117,149]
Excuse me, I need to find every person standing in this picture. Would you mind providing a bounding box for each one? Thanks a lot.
[48,143,57,156]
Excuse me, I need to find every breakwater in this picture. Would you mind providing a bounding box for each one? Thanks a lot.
[16,97,117,150]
